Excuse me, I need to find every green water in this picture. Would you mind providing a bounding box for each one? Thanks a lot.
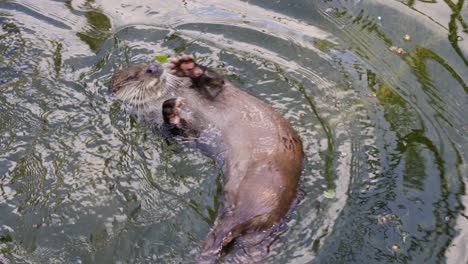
[0,0,466,263]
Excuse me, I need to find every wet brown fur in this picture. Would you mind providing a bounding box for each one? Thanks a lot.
[111,56,303,262]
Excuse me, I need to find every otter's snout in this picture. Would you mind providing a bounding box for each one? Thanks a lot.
[110,62,167,105]
[110,63,164,95]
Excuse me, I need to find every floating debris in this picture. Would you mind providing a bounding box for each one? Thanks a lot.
[403,34,411,41]
[378,215,388,225]
[389,214,399,221]
[155,55,169,63]
[391,244,400,252]
[377,16,382,21]
[389,46,406,56]
[396,48,405,55]
[323,189,336,199]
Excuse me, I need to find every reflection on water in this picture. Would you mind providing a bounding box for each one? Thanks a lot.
[0,0,466,263]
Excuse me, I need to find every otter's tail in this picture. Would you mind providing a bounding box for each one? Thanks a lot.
[198,217,247,263]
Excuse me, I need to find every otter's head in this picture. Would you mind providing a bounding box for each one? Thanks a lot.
[110,63,166,108]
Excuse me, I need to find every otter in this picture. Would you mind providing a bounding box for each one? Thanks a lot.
[110,55,303,262]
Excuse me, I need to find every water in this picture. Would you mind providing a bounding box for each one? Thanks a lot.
[0,0,466,263]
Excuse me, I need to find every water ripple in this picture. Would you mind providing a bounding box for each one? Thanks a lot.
[0,0,466,263]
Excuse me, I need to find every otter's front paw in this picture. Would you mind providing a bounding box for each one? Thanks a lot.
[168,54,204,78]
[162,97,184,125]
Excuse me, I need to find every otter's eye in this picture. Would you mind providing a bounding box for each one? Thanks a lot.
[146,64,160,74]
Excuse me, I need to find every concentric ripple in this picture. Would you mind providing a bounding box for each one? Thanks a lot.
[0,0,466,263]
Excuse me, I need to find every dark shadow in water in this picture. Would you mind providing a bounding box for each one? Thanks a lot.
[444,0,468,67]
[397,129,455,261]
[0,21,25,67]
[374,76,461,262]
[402,0,437,7]
[403,0,468,67]
[352,9,393,46]
[71,1,111,52]
[405,46,467,94]
[51,40,63,78]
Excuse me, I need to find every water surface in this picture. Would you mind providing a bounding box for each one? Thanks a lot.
[0,0,467,263]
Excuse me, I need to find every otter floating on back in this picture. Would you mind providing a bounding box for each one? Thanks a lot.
[111,55,303,263]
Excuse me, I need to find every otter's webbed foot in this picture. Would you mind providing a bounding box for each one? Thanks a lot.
[168,54,205,78]
[161,98,197,139]
[168,55,225,99]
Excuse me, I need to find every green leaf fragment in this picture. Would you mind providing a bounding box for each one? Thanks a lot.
[323,189,336,199]
[155,55,169,63]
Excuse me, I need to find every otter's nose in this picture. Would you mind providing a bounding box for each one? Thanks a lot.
[146,64,161,75]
